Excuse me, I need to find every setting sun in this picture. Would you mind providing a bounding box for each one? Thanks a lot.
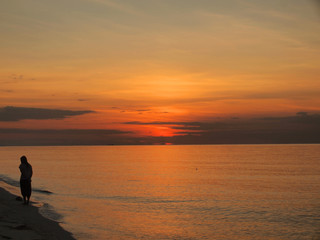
[0,0,319,145]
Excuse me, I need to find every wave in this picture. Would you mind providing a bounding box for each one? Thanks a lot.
[39,202,63,222]
[0,174,53,194]
[0,175,65,225]
[34,189,53,194]
[70,193,202,205]
[0,174,20,187]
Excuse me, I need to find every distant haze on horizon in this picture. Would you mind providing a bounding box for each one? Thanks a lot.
[1,0,320,145]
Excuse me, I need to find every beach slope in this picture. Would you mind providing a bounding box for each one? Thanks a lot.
[0,187,75,240]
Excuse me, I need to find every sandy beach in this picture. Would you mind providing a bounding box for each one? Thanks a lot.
[0,187,75,240]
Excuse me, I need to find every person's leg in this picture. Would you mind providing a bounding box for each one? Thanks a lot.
[20,180,28,204]
[26,181,31,204]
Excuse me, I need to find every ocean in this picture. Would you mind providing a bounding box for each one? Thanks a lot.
[1,144,319,240]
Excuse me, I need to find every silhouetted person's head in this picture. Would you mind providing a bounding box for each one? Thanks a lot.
[20,155,28,164]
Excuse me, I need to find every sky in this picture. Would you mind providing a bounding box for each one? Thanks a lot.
[0,0,320,145]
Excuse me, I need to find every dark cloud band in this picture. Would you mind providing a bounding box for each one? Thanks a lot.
[0,106,94,121]
[123,121,201,126]
[0,128,133,146]
[0,128,131,135]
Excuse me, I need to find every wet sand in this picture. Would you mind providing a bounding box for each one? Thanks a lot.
[0,187,75,240]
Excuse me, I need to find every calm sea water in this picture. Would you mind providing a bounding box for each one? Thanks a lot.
[1,144,320,240]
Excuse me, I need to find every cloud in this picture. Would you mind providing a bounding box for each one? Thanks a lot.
[0,128,133,146]
[0,106,94,121]
[136,109,151,112]
[123,121,201,126]
[87,0,141,16]
[124,112,320,131]
[122,121,228,131]
[1,89,13,93]
[10,74,23,80]
[122,112,320,145]
[113,108,152,113]
[142,119,320,145]
[245,90,320,100]
[1,112,319,145]
[311,0,320,10]
[0,128,131,135]
[258,112,320,124]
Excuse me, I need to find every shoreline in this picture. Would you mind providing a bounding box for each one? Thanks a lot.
[0,186,75,240]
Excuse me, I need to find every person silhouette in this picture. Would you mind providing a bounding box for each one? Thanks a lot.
[19,156,33,205]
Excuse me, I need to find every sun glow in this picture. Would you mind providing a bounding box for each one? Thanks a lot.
[1,0,320,145]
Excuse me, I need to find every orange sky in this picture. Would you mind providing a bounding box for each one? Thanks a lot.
[1,0,320,145]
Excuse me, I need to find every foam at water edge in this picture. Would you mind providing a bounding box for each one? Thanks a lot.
[38,202,64,222]
[0,176,62,224]
[0,174,53,194]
